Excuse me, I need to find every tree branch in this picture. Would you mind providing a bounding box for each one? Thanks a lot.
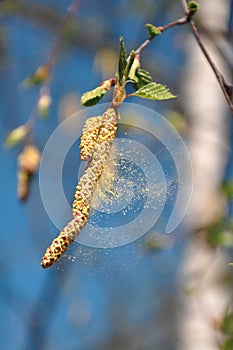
[181,0,233,113]
[136,0,233,113]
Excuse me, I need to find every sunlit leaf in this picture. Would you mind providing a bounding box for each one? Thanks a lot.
[128,57,140,82]
[132,82,176,100]
[81,86,108,107]
[123,50,136,80]
[5,125,29,147]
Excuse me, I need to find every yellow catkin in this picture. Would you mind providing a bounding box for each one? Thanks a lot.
[80,116,102,160]
[41,107,119,268]
[17,145,41,201]
[41,210,88,268]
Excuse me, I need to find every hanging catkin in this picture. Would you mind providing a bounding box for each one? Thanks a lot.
[17,145,41,201]
[41,107,119,268]
[79,116,102,161]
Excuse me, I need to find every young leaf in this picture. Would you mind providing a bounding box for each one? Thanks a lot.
[128,57,140,82]
[81,86,108,107]
[133,68,152,90]
[146,24,163,39]
[123,50,136,81]
[5,125,29,147]
[118,36,127,82]
[81,79,114,107]
[132,82,176,100]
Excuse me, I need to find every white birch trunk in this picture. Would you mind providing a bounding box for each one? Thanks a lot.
[177,1,232,349]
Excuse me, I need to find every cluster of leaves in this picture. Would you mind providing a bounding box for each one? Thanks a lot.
[80,26,176,107]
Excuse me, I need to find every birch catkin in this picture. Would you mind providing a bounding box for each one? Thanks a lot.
[17,145,41,201]
[79,116,102,160]
[41,107,119,268]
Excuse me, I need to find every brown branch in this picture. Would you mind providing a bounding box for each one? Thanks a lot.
[135,1,233,113]
[181,0,233,113]
[46,0,81,71]
[27,0,81,128]
[135,17,189,56]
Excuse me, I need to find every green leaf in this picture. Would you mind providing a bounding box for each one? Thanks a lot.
[81,86,108,107]
[118,36,127,82]
[146,24,163,39]
[123,50,136,80]
[133,68,152,90]
[128,57,140,82]
[132,82,176,100]
[5,125,29,147]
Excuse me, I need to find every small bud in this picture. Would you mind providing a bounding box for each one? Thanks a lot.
[25,65,50,86]
[5,124,29,147]
[146,24,163,39]
[37,88,52,118]
[187,1,199,16]
[113,86,126,107]
[17,170,29,201]
[99,78,115,91]
[17,145,41,201]
[18,145,41,174]
[123,50,136,79]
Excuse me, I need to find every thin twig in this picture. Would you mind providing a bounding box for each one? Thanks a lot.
[181,0,233,113]
[136,1,233,113]
[46,0,81,71]
[27,0,81,130]
[136,17,188,55]
[188,21,233,112]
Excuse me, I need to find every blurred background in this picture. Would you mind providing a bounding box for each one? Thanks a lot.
[0,0,233,349]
